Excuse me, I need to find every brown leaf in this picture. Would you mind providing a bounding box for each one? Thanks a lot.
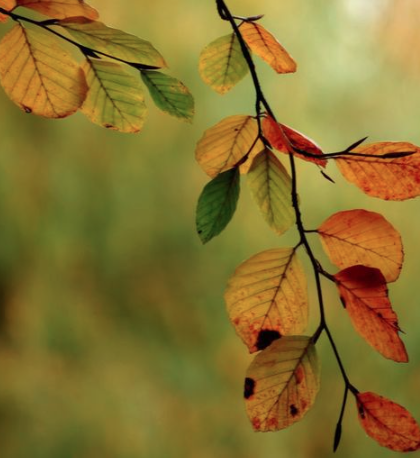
[335,265,407,362]
[16,0,98,20]
[357,392,420,452]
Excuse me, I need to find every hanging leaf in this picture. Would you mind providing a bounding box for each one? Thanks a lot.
[240,21,297,74]
[195,115,258,177]
[196,168,240,244]
[58,18,166,68]
[356,392,420,452]
[0,0,15,22]
[319,209,403,282]
[0,24,87,118]
[199,33,249,94]
[141,71,194,122]
[247,149,295,235]
[335,265,407,362]
[336,142,420,200]
[81,58,147,133]
[239,138,265,174]
[262,116,326,167]
[225,248,308,353]
[245,336,319,431]
[16,0,98,20]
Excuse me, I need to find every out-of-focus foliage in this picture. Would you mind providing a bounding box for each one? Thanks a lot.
[0,0,419,457]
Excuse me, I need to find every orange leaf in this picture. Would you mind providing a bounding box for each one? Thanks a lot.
[319,209,403,282]
[356,392,420,452]
[336,142,420,200]
[0,0,15,22]
[262,116,326,167]
[335,265,407,362]
[16,0,98,20]
[240,22,297,74]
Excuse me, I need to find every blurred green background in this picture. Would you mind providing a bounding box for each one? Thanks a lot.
[0,0,419,457]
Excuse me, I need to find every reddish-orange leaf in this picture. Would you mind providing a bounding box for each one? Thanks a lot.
[240,21,297,74]
[319,209,403,282]
[16,0,98,20]
[357,392,420,452]
[0,0,15,22]
[262,116,326,167]
[336,142,420,200]
[335,265,407,362]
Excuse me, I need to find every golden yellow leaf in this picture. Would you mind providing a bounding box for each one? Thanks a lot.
[0,0,15,22]
[225,248,308,353]
[195,115,259,177]
[245,336,319,431]
[319,209,403,282]
[240,22,297,74]
[16,0,98,20]
[0,24,87,118]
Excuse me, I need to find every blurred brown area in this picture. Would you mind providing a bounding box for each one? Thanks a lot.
[0,0,419,457]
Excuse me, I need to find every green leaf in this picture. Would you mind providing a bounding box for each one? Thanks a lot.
[141,71,194,122]
[199,33,249,94]
[58,18,166,68]
[196,168,240,244]
[247,149,295,235]
[82,58,147,133]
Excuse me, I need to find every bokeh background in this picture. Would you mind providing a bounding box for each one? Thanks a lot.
[0,0,419,457]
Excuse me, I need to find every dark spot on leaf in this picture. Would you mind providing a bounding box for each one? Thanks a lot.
[198,230,203,234]
[104,124,114,129]
[256,329,281,350]
[377,312,383,318]
[290,404,298,417]
[244,377,255,399]
[339,296,346,308]
[22,106,32,114]
[358,404,365,419]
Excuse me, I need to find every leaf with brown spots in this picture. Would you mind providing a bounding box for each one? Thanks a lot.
[319,209,403,282]
[195,115,259,177]
[336,142,420,200]
[335,265,407,362]
[262,116,326,167]
[16,0,98,20]
[0,24,87,118]
[240,21,297,74]
[225,248,308,353]
[244,336,319,431]
[0,0,15,22]
[356,392,420,452]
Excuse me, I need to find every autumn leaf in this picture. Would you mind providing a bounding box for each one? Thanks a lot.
[319,209,403,282]
[335,265,407,362]
[244,336,319,431]
[199,33,249,94]
[196,168,240,244]
[16,0,98,20]
[225,248,308,353]
[141,71,194,122]
[0,24,87,118]
[262,116,326,167]
[336,142,420,200]
[356,392,420,452]
[195,115,259,177]
[58,18,166,68]
[0,0,15,22]
[240,21,296,74]
[247,149,295,235]
[239,138,265,174]
[81,58,147,133]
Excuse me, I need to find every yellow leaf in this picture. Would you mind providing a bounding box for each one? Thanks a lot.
[225,248,308,353]
[0,24,87,118]
[195,115,259,177]
[16,0,98,20]
[240,22,297,74]
[0,0,16,22]
[239,138,264,174]
[245,336,319,431]
[81,58,147,133]
[247,149,295,235]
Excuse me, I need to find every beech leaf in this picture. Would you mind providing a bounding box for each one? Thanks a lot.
[195,115,259,177]
[16,0,98,20]
[244,336,319,431]
[319,209,403,282]
[199,33,249,94]
[336,142,420,200]
[0,24,87,118]
[240,22,297,74]
[356,392,420,452]
[225,248,308,353]
[335,265,408,362]
[247,149,295,235]
[196,168,240,244]
[0,0,15,22]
